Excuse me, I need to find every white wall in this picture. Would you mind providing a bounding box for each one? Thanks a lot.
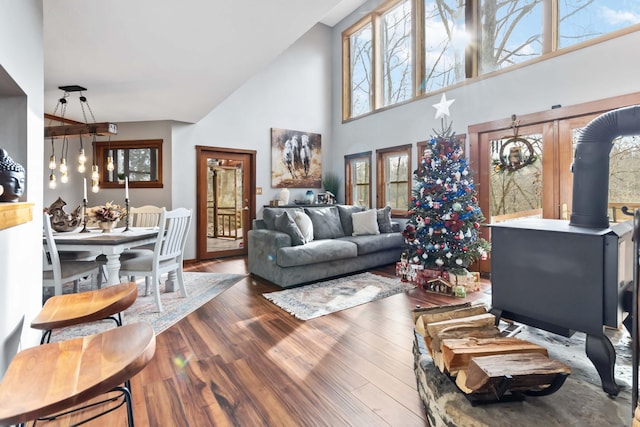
[0,0,44,369]
[173,24,334,259]
[43,121,173,211]
[330,0,640,205]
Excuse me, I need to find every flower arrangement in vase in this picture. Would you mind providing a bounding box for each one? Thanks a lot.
[88,201,126,232]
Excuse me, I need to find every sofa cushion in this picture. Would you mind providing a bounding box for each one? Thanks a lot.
[338,232,405,255]
[336,205,365,236]
[377,206,393,233]
[293,210,314,243]
[277,239,357,267]
[351,209,380,236]
[305,206,345,240]
[274,211,305,246]
[263,207,302,230]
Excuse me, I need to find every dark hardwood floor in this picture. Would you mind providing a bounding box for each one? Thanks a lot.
[44,257,490,426]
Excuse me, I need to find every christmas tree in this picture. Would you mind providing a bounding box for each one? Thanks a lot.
[402,94,490,275]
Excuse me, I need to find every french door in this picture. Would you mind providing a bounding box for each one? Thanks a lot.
[196,146,256,260]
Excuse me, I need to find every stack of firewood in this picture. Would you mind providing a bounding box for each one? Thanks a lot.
[413,303,571,400]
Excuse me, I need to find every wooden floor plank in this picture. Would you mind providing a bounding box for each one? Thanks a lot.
[35,258,492,426]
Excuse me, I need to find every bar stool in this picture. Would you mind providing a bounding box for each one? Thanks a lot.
[31,282,138,344]
[0,322,155,427]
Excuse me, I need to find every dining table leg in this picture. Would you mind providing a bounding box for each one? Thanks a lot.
[104,254,122,286]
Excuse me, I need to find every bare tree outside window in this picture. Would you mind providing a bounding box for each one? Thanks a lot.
[423,0,466,92]
[559,0,636,49]
[350,23,373,117]
[382,0,413,106]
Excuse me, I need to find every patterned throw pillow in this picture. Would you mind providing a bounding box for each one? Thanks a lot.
[274,211,305,246]
[377,206,393,233]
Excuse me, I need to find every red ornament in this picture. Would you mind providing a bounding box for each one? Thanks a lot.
[466,206,473,211]
[474,222,480,229]
[462,246,468,251]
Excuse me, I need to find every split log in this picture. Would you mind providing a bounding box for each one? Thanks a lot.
[430,324,501,353]
[440,337,547,375]
[411,302,471,324]
[455,352,571,394]
[425,313,496,339]
[419,305,488,325]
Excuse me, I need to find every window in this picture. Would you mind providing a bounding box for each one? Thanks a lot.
[345,152,372,207]
[382,0,413,106]
[376,144,412,216]
[423,0,467,92]
[347,20,373,117]
[558,0,640,49]
[343,0,640,119]
[94,139,163,188]
[479,0,543,74]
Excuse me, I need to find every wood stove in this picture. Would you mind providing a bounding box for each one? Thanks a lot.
[490,105,640,396]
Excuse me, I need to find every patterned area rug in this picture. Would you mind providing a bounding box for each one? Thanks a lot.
[263,272,415,320]
[49,272,246,342]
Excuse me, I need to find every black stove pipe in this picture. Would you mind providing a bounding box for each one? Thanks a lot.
[570,105,640,228]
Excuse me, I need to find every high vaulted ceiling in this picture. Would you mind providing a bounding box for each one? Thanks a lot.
[43,0,366,125]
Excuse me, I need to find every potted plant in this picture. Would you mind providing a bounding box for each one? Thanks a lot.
[322,172,340,203]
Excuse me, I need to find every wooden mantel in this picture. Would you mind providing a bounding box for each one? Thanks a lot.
[0,202,34,230]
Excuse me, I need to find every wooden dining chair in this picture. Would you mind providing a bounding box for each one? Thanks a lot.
[119,208,192,312]
[0,322,155,427]
[31,281,138,344]
[43,213,102,296]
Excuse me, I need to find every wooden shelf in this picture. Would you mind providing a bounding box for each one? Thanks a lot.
[0,202,34,230]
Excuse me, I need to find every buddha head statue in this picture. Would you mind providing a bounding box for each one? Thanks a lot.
[0,149,26,202]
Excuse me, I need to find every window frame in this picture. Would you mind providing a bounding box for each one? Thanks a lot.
[342,0,640,121]
[376,144,412,217]
[344,151,372,207]
[93,139,163,189]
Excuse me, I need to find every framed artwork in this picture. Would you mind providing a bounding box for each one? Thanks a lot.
[271,128,322,188]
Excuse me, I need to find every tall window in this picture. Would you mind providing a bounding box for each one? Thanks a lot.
[382,0,413,106]
[348,20,373,117]
[345,152,372,207]
[376,145,412,216]
[343,0,640,120]
[423,0,467,92]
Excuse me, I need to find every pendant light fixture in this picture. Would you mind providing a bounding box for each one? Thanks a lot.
[44,85,118,191]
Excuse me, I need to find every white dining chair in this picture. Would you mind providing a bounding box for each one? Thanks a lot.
[118,208,192,312]
[129,205,164,228]
[42,213,102,296]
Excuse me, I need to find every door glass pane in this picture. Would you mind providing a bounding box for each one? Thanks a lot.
[489,133,543,222]
[571,129,640,222]
[207,158,245,252]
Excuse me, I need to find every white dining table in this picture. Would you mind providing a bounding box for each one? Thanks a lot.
[52,227,159,286]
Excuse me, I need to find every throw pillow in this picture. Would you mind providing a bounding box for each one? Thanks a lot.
[294,211,314,243]
[377,206,393,233]
[352,209,380,236]
[336,205,365,237]
[274,211,305,246]
[305,206,345,240]
[263,207,300,230]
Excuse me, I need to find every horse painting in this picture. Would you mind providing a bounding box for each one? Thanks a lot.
[271,128,322,188]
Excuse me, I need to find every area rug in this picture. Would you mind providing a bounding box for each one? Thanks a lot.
[263,272,415,320]
[49,272,246,342]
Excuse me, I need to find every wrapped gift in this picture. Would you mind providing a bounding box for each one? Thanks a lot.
[449,271,481,292]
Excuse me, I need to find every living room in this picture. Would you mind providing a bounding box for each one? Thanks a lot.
[2,0,640,425]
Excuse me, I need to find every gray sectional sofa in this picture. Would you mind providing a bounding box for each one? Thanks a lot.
[248,205,404,288]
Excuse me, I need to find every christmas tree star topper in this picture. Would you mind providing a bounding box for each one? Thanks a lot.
[432,93,455,119]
